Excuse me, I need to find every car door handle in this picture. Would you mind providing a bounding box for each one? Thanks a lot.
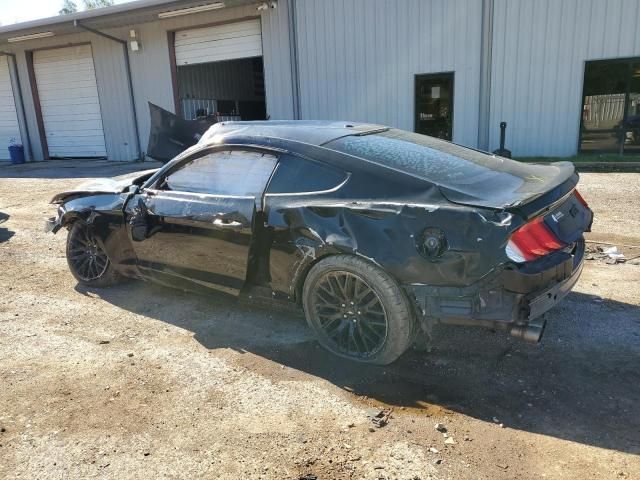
[213,218,243,229]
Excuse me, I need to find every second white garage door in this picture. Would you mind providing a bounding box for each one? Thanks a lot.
[174,19,263,66]
[34,45,107,158]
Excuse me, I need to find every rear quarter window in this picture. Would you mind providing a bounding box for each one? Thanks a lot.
[267,155,347,194]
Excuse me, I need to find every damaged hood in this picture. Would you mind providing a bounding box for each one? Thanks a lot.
[146,102,216,163]
[50,169,158,204]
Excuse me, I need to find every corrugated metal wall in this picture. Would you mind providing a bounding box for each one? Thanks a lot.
[6,0,640,161]
[261,0,296,120]
[489,0,640,157]
[293,0,483,148]
[0,55,22,160]
[4,2,294,161]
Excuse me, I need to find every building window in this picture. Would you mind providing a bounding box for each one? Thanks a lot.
[580,58,640,154]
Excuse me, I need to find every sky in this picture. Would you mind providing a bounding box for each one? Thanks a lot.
[0,0,133,26]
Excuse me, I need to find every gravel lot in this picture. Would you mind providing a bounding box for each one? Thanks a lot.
[0,161,639,479]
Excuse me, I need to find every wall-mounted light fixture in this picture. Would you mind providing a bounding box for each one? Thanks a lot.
[129,29,140,51]
[158,2,225,18]
[7,31,55,43]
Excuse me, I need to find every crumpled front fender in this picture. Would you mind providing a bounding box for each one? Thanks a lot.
[45,193,127,234]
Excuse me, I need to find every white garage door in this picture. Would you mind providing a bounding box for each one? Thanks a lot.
[175,19,263,66]
[0,56,22,161]
[34,45,107,158]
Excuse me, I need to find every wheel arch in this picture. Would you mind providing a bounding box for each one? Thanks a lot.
[293,249,388,305]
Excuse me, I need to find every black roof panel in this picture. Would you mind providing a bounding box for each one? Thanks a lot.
[199,120,388,147]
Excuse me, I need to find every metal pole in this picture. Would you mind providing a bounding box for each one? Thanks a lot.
[478,0,494,151]
[288,0,301,120]
[0,51,33,161]
[74,20,144,161]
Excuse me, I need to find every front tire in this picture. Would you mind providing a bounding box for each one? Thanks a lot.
[66,222,119,287]
[302,255,416,365]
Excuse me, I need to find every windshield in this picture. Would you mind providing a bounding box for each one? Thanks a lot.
[326,129,573,208]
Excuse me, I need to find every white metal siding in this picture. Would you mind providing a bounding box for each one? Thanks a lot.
[490,0,640,157]
[293,0,483,148]
[0,56,21,160]
[34,45,107,158]
[175,19,263,66]
[260,0,296,120]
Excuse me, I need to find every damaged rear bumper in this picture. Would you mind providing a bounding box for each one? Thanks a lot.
[406,239,585,342]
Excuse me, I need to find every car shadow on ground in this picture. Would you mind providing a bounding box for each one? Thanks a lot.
[0,212,14,243]
[78,280,640,455]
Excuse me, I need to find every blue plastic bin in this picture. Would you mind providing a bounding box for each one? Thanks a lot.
[8,145,25,165]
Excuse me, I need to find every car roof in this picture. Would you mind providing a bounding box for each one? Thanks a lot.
[199,120,389,147]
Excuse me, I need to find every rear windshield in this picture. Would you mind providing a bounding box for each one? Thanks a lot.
[326,129,526,195]
[326,129,577,208]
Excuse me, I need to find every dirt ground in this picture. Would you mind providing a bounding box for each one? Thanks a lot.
[0,160,639,480]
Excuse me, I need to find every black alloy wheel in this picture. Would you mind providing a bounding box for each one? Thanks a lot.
[303,255,416,365]
[66,223,119,287]
[311,271,389,359]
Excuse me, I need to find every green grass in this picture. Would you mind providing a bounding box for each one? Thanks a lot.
[517,154,640,163]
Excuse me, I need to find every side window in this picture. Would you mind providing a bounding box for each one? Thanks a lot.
[163,150,277,196]
[267,155,347,194]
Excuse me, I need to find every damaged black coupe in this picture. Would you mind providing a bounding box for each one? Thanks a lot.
[46,122,593,364]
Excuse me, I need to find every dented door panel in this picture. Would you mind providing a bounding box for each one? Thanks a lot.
[125,190,255,294]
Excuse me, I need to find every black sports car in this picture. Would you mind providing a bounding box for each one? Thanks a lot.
[46,121,593,364]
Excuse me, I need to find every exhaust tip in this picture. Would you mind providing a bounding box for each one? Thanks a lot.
[510,319,546,343]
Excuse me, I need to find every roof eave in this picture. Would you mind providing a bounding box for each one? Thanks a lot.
[0,0,256,39]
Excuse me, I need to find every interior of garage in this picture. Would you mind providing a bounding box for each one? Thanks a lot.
[176,56,266,121]
[173,19,267,123]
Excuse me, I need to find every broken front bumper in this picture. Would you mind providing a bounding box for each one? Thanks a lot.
[406,239,586,336]
[44,205,67,234]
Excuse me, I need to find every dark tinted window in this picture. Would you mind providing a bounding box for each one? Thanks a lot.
[580,57,640,153]
[267,155,347,194]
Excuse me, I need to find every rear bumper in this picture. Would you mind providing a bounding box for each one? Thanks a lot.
[527,253,583,320]
[406,239,585,339]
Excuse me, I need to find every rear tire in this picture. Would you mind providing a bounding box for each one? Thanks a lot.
[302,255,416,365]
[66,222,120,288]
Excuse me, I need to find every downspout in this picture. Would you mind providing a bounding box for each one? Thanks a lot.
[478,0,494,151]
[287,0,301,119]
[74,20,144,162]
[0,51,32,160]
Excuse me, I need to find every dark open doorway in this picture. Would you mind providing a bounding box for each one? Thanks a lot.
[176,56,266,122]
[414,72,454,141]
[579,57,640,154]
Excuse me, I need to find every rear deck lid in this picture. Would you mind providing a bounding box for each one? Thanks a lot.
[326,129,576,210]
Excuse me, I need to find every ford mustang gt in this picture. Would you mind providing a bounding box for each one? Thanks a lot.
[46,121,593,364]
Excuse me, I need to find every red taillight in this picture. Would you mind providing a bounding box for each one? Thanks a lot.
[506,217,565,263]
[574,189,589,209]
